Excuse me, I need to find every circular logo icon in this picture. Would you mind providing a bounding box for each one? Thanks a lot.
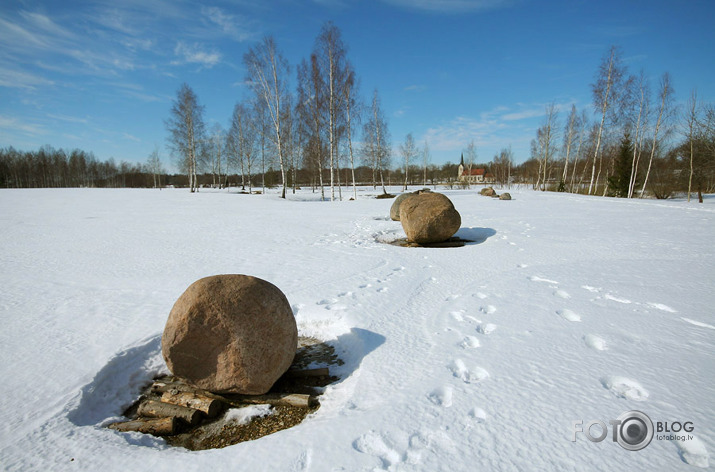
[616,410,654,451]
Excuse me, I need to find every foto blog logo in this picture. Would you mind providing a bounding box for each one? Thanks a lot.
[572,410,654,451]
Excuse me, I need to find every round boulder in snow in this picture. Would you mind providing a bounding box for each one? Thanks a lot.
[499,193,512,200]
[480,187,496,197]
[162,274,297,395]
[390,193,416,221]
[400,192,461,244]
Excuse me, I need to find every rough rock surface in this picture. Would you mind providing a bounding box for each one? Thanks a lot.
[499,193,512,200]
[162,275,297,395]
[400,192,461,244]
[480,187,496,197]
[390,193,416,221]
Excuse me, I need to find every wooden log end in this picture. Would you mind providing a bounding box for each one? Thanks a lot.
[108,417,177,436]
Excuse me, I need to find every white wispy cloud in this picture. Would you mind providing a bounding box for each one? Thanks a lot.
[201,6,255,42]
[404,84,427,92]
[0,68,54,90]
[46,113,88,124]
[381,0,515,13]
[172,41,222,68]
[0,115,45,135]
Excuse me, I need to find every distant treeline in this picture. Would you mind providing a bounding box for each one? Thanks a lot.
[0,144,475,190]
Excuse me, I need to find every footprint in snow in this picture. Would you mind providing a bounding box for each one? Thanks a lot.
[673,435,710,468]
[529,275,559,284]
[450,311,465,322]
[353,431,402,469]
[450,359,489,384]
[475,292,488,299]
[480,305,497,314]
[460,336,481,348]
[600,376,649,401]
[377,287,389,293]
[557,309,581,322]
[359,283,372,289]
[477,323,497,335]
[584,334,607,351]
[554,289,570,299]
[469,407,488,423]
[604,294,631,304]
[581,285,601,293]
[428,386,453,407]
[681,318,715,330]
[648,302,677,313]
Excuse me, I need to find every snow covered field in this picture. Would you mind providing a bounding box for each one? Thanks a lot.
[0,186,713,471]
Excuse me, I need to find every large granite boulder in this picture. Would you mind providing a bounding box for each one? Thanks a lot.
[390,189,433,221]
[162,275,297,395]
[480,187,496,197]
[390,193,416,221]
[400,192,461,244]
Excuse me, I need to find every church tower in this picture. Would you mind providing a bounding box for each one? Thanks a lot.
[457,153,464,180]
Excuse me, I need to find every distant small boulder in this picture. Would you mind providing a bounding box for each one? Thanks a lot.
[480,187,496,197]
[499,193,512,200]
[400,192,461,244]
[162,275,297,395]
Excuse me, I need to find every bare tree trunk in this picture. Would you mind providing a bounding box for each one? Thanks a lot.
[640,73,672,198]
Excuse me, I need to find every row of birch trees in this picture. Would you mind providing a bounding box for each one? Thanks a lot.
[166,22,392,199]
[527,45,714,200]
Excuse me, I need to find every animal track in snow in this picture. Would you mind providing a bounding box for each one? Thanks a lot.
[581,285,601,293]
[604,294,631,304]
[584,334,607,351]
[428,386,453,407]
[600,376,649,401]
[681,318,715,330]
[648,302,677,313]
[480,305,497,314]
[377,287,389,293]
[557,309,581,322]
[450,359,489,384]
[475,292,488,299]
[460,336,481,348]
[673,435,710,468]
[353,431,402,469]
[450,311,465,322]
[477,323,497,335]
[529,275,559,284]
[554,289,570,299]
[469,407,487,423]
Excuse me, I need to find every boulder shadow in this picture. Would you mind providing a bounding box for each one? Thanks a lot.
[455,227,497,245]
[67,334,166,427]
[323,328,386,383]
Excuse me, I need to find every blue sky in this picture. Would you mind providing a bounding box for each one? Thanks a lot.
[1,0,714,170]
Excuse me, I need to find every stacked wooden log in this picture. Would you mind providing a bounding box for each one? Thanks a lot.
[107,368,328,437]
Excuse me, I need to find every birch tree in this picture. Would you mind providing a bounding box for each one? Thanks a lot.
[537,102,559,191]
[165,83,205,193]
[627,71,650,198]
[640,72,674,198]
[315,22,349,201]
[362,89,390,194]
[344,64,359,200]
[400,132,418,191]
[244,36,290,199]
[561,105,579,188]
[589,46,627,195]
[423,140,430,186]
[684,90,698,202]
[146,145,163,189]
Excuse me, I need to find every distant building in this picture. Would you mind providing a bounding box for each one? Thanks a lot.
[457,154,493,184]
